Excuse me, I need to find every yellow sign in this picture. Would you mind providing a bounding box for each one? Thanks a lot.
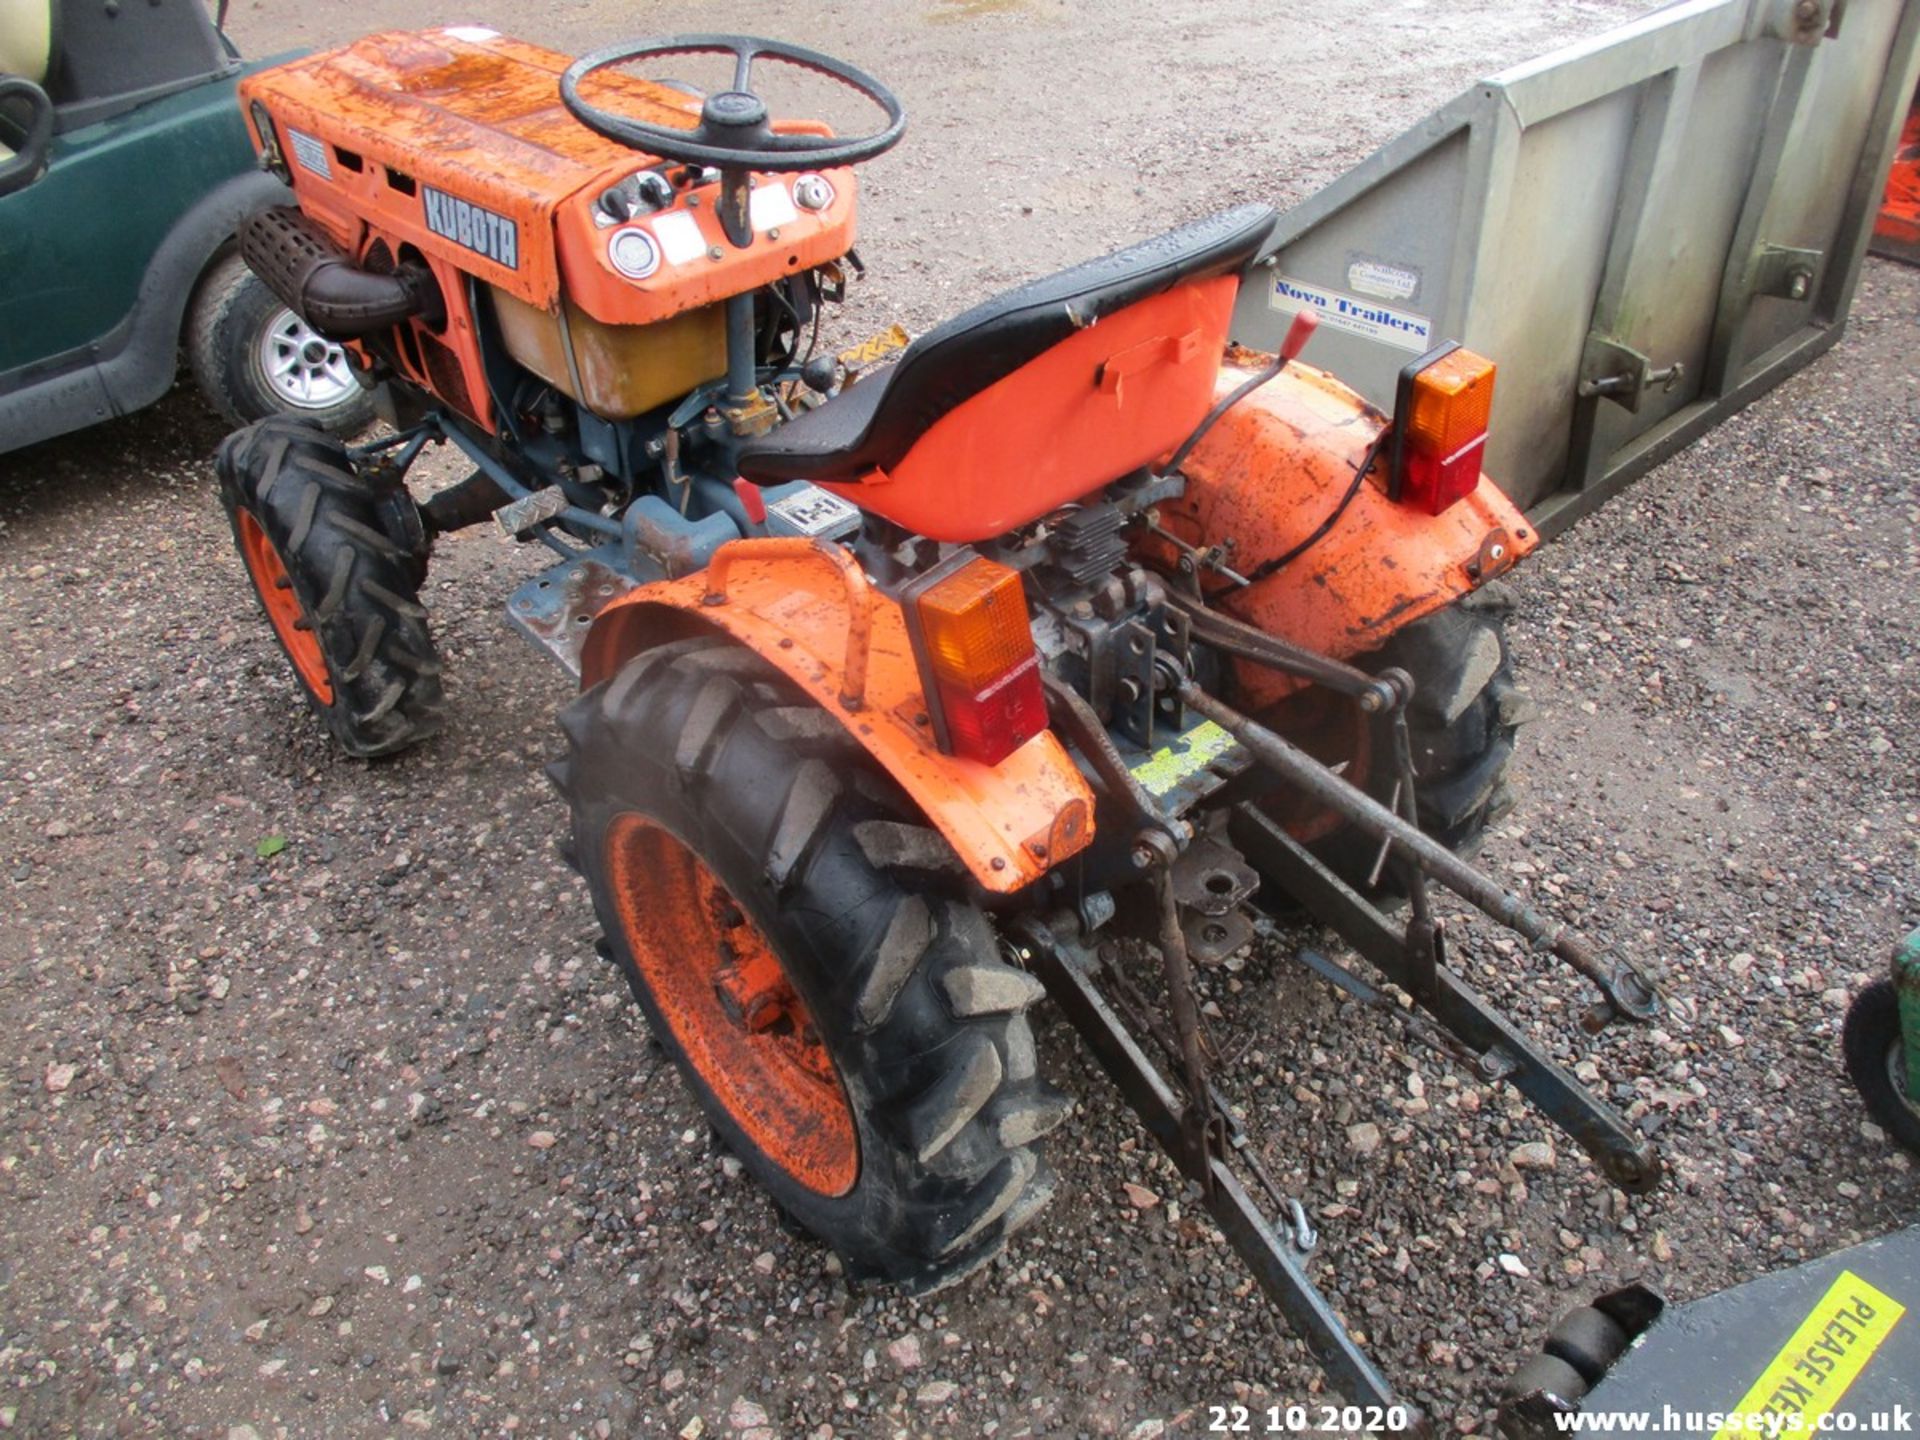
[1128,720,1238,798]
[1711,1270,1906,1440]
[838,323,911,373]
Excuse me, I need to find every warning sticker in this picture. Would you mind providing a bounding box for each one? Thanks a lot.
[286,128,331,180]
[650,211,707,267]
[1128,720,1239,799]
[766,485,859,538]
[1268,274,1432,353]
[749,181,799,233]
[1711,1269,1907,1440]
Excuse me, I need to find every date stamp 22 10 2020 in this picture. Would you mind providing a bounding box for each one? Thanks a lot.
[1207,1403,1418,1435]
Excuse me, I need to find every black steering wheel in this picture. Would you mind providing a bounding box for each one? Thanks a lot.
[560,34,905,173]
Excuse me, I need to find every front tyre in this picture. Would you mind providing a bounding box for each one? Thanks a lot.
[216,417,444,758]
[188,251,374,434]
[553,638,1068,1290]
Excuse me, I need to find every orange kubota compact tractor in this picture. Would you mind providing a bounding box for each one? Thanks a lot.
[217,29,1668,1410]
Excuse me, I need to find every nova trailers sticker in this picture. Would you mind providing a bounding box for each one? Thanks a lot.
[1268,273,1431,352]
[423,187,519,270]
[1128,720,1239,800]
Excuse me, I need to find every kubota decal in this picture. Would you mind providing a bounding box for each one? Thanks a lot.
[423,187,519,270]
[1269,275,1430,352]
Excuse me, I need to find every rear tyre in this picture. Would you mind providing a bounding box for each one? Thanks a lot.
[1842,980,1920,1155]
[216,417,444,758]
[1304,586,1527,895]
[553,637,1068,1291]
[188,251,374,435]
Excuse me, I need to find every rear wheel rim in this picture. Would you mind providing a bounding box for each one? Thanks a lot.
[235,509,334,704]
[257,309,357,411]
[605,814,859,1197]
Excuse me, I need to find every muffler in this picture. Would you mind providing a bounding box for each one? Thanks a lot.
[237,206,441,338]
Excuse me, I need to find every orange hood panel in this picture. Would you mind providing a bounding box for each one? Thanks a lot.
[239,28,860,323]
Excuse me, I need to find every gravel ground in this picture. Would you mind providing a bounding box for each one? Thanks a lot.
[4,2,1917,1437]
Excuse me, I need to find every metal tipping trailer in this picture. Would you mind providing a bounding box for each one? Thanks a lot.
[1229,0,1920,534]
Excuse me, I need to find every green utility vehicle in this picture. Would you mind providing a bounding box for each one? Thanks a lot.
[0,0,369,455]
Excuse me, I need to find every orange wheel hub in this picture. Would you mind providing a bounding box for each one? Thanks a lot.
[235,509,334,704]
[605,815,859,1197]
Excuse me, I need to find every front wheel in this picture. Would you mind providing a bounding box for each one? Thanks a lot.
[215,417,444,758]
[188,251,374,434]
[553,637,1068,1291]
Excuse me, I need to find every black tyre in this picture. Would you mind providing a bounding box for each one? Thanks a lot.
[1545,1305,1629,1385]
[1842,980,1920,1154]
[216,416,443,758]
[188,250,374,434]
[1271,586,1527,895]
[553,637,1068,1291]
[1506,1351,1589,1404]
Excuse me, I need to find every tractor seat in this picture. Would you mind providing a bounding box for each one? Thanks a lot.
[736,204,1276,507]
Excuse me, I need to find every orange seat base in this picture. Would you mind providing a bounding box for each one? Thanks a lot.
[820,274,1239,543]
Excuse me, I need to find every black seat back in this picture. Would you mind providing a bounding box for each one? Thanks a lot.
[737,202,1277,486]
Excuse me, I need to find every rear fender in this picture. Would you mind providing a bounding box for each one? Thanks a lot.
[581,537,1095,897]
[1152,354,1539,713]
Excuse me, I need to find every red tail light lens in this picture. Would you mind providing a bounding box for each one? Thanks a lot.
[934,655,1048,767]
[1401,433,1487,515]
[1389,345,1496,515]
[905,556,1049,767]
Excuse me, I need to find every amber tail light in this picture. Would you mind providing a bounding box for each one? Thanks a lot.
[1388,343,1496,515]
[903,555,1049,767]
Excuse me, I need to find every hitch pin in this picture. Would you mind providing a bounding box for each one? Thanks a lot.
[1285,1198,1318,1253]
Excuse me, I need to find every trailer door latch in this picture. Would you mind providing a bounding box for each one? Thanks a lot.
[1750,242,1823,302]
[1576,334,1685,414]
